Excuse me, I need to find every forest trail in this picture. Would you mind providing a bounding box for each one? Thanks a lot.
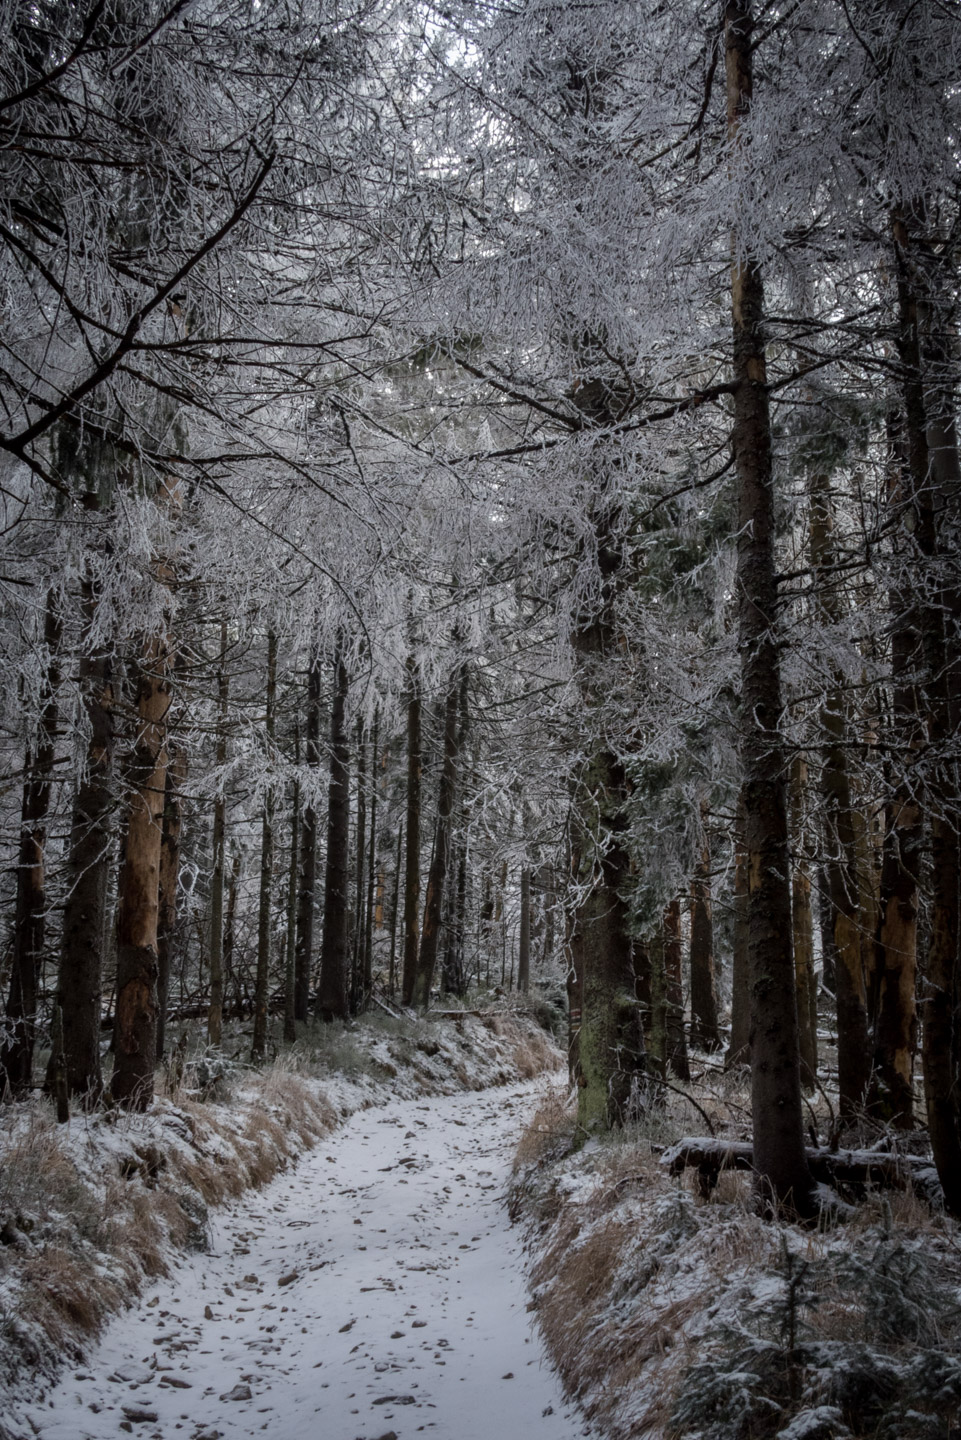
[15,1078,592,1440]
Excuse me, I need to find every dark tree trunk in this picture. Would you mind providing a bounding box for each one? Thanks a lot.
[317,642,351,1022]
[790,755,818,1091]
[207,620,229,1049]
[726,0,814,1211]
[635,931,653,1040]
[567,376,645,1131]
[570,741,643,1130]
[817,867,838,998]
[156,745,186,1063]
[112,627,171,1110]
[351,721,367,1013]
[646,932,666,1082]
[518,868,531,994]
[413,663,465,1009]
[442,840,467,996]
[442,669,470,998]
[224,850,239,1016]
[402,653,422,1007]
[252,631,277,1061]
[57,573,115,1104]
[363,712,379,1006]
[1,593,61,1098]
[726,788,751,1069]
[541,864,556,967]
[295,649,321,1021]
[873,414,922,1127]
[810,469,873,1118]
[389,820,403,999]
[689,800,721,1051]
[284,764,300,1044]
[892,205,961,1214]
[664,897,691,1082]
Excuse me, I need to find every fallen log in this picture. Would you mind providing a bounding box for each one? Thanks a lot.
[661,1136,942,1203]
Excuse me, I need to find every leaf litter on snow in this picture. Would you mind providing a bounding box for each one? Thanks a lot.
[0,1011,572,1440]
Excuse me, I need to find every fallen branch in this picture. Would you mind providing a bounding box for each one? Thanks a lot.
[661,1136,941,1202]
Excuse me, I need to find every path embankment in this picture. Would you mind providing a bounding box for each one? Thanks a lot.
[0,1009,561,1434]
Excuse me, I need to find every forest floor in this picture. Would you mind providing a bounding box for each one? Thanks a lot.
[509,1071,961,1440]
[0,1006,568,1440]
[8,1077,592,1440]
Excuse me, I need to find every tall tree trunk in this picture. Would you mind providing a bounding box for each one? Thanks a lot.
[442,840,466,996]
[351,721,367,1013]
[156,745,186,1062]
[790,755,817,1090]
[565,849,581,1086]
[252,631,277,1061]
[224,850,240,1017]
[402,653,422,1007]
[810,469,873,1118]
[873,413,922,1126]
[112,468,180,1110]
[295,649,321,1021]
[388,820,403,999]
[892,205,961,1213]
[726,0,813,1211]
[567,376,645,1131]
[541,864,556,967]
[518,867,531,994]
[1,593,61,1098]
[111,630,172,1109]
[726,788,751,1068]
[569,742,643,1130]
[634,926,653,1040]
[664,896,691,1082]
[207,620,229,1049]
[284,764,300,1044]
[689,799,721,1051]
[363,711,378,1006]
[413,663,465,1009]
[853,782,882,1022]
[647,932,666,1083]
[57,569,115,1103]
[317,641,350,1022]
[817,867,838,998]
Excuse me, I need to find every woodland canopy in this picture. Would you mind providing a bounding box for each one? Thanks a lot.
[0,0,959,1216]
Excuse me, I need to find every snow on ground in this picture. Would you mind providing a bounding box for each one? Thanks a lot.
[11,1078,594,1440]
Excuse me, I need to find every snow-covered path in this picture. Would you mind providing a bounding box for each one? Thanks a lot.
[17,1079,592,1440]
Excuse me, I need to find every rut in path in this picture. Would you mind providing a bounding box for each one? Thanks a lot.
[14,1079,595,1440]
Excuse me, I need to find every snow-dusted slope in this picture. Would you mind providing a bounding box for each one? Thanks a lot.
[13,1080,593,1440]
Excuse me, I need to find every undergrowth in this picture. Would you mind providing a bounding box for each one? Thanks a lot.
[511,1078,961,1440]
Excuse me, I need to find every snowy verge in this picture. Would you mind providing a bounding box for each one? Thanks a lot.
[0,1009,561,1426]
[509,1090,961,1440]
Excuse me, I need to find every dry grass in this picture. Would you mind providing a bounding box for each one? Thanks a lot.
[512,1071,961,1440]
[514,1089,576,1172]
[19,1247,122,1345]
[0,1007,560,1415]
[0,1103,105,1244]
[531,1210,635,1386]
[483,1013,564,1081]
